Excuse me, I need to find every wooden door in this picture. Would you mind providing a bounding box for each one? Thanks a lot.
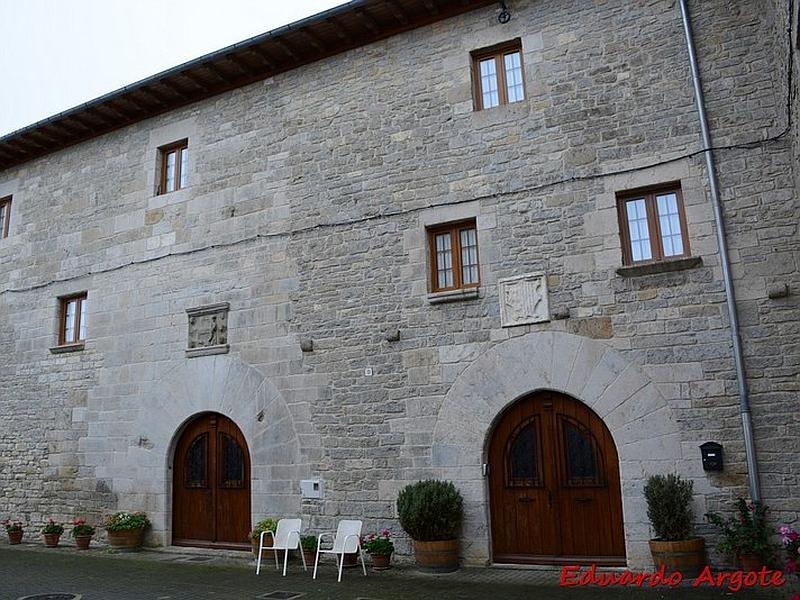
[488,391,625,565]
[172,413,251,550]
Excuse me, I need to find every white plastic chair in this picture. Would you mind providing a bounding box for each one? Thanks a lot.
[256,518,307,576]
[312,519,367,582]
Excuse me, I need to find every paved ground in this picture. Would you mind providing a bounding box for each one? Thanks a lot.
[0,544,787,600]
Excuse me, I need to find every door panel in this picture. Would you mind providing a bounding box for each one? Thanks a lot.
[172,413,250,548]
[489,391,625,564]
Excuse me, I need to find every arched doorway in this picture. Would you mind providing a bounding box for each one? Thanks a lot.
[172,412,251,550]
[488,390,625,565]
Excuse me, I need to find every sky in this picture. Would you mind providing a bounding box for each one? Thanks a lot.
[0,0,349,137]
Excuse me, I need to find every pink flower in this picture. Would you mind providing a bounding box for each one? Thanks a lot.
[790,594,800,600]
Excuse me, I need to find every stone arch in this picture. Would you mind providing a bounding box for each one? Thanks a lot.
[431,331,682,569]
[116,354,311,545]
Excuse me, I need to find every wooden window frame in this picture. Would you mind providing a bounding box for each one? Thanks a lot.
[427,219,480,293]
[58,293,87,346]
[158,139,188,195]
[0,196,11,239]
[616,184,691,266]
[471,39,526,111]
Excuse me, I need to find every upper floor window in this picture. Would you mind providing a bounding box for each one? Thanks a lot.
[472,40,525,110]
[428,219,480,292]
[59,293,88,345]
[617,184,690,265]
[159,140,188,194]
[0,196,11,238]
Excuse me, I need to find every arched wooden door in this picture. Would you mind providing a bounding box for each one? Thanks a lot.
[172,413,251,550]
[488,391,625,565]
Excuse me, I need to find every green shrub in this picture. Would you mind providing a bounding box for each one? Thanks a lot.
[643,474,694,541]
[397,480,463,541]
[250,518,278,540]
[300,534,317,551]
[706,498,775,562]
[103,511,150,532]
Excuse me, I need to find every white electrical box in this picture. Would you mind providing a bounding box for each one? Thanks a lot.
[300,478,323,499]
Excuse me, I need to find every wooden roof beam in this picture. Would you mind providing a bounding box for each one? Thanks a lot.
[246,46,278,70]
[299,29,326,53]
[423,1,439,14]
[204,62,236,85]
[226,53,260,77]
[273,38,300,61]
[385,1,410,25]
[355,8,381,35]
[68,113,99,133]
[181,71,212,93]
[326,17,353,43]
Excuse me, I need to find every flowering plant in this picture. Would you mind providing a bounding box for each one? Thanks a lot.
[2,520,23,533]
[363,529,394,555]
[40,519,65,535]
[70,518,96,537]
[706,498,774,562]
[780,526,799,574]
[103,511,150,532]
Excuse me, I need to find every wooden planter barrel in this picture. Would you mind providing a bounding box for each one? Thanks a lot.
[414,539,459,572]
[106,528,144,552]
[648,537,705,577]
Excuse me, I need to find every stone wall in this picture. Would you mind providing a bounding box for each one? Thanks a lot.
[0,0,797,567]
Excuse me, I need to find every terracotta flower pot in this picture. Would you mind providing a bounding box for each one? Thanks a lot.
[302,549,317,565]
[341,551,359,568]
[106,528,144,552]
[370,552,392,570]
[648,537,706,577]
[75,535,92,550]
[43,533,61,548]
[7,530,23,545]
[739,554,763,572]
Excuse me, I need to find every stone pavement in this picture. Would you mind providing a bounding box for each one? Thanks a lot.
[0,544,785,600]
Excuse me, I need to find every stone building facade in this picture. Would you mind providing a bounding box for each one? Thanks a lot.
[0,0,797,569]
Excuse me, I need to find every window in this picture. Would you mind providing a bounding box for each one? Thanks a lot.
[158,140,188,194]
[617,185,690,265]
[428,220,480,292]
[0,196,11,238]
[471,40,525,110]
[59,293,88,345]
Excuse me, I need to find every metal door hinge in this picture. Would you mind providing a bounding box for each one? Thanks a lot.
[482,463,489,477]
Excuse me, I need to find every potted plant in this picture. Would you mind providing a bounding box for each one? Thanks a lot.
[397,480,463,572]
[300,535,317,566]
[2,520,24,545]
[71,518,96,550]
[643,474,705,576]
[104,511,150,551]
[363,528,394,570]
[250,518,278,558]
[41,519,65,547]
[706,498,774,570]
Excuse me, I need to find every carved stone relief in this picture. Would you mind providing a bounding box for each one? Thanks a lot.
[498,272,550,327]
[186,302,230,357]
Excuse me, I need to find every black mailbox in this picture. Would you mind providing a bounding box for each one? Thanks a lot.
[700,442,723,472]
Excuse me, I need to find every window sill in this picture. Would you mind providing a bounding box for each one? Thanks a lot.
[49,342,85,354]
[185,344,229,358]
[616,256,703,278]
[427,288,480,304]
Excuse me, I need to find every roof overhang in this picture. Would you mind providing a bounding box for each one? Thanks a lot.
[0,0,498,171]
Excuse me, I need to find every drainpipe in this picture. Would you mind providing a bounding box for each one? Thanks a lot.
[677,0,762,502]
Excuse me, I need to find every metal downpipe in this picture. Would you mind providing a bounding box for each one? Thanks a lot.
[677,0,761,502]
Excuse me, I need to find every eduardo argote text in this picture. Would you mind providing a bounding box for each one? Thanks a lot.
[560,564,786,593]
